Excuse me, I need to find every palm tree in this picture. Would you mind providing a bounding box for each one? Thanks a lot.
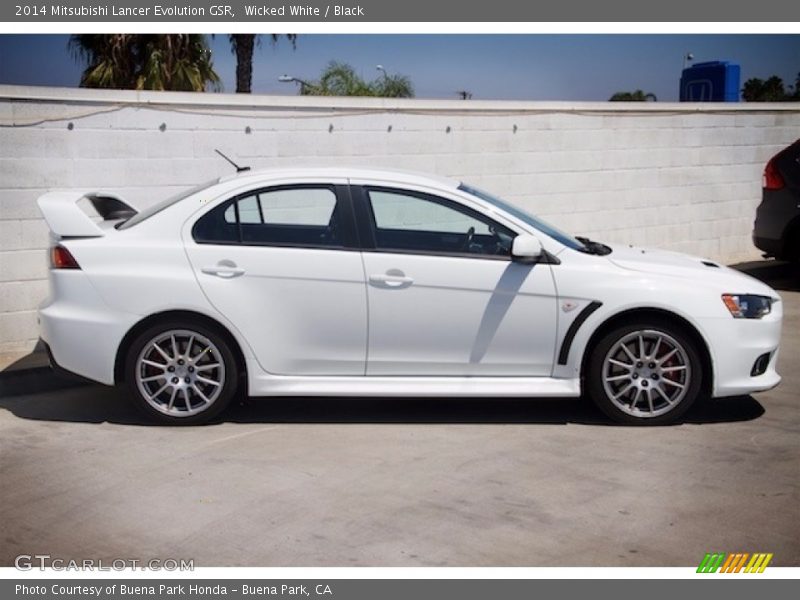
[69,34,137,89]
[314,61,373,96]
[300,61,415,98]
[742,76,789,102]
[70,34,220,92]
[229,34,297,93]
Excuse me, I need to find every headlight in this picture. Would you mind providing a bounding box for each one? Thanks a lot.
[721,294,773,319]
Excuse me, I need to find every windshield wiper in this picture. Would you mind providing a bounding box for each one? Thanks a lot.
[576,236,612,256]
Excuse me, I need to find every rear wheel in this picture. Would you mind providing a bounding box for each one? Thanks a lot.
[124,322,238,425]
[587,321,703,425]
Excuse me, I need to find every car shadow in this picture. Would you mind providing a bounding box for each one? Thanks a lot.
[732,260,800,292]
[0,385,765,427]
[223,394,765,426]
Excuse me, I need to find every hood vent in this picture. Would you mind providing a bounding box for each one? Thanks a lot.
[701,260,720,268]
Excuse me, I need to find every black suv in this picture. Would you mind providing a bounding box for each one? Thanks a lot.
[754,139,800,262]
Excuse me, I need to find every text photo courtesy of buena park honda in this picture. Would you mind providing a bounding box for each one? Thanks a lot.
[0,33,799,568]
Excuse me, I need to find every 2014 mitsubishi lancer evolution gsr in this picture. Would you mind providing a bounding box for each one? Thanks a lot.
[36,167,782,425]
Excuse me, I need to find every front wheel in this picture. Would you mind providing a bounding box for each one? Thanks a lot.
[124,322,239,425]
[586,322,703,425]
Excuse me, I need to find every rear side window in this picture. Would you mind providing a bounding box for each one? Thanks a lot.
[193,186,343,248]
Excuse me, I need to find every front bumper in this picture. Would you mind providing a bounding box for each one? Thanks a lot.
[701,300,783,398]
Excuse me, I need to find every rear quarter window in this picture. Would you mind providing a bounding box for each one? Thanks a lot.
[117,179,219,230]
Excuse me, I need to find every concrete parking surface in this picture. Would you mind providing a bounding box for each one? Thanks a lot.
[1,266,798,567]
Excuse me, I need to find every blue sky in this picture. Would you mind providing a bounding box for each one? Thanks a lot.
[0,34,798,101]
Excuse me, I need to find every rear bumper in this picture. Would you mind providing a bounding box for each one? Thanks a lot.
[752,235,783,258]
[42,340,97,386]
[753,189,800,258]
[39,270,139,386]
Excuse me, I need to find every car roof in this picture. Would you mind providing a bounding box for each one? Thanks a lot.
[218,166,461,191]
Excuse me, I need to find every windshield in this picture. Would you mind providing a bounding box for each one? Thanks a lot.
[458,183,586,251]
[117,179,219,230]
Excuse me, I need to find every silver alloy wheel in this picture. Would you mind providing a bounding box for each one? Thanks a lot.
[601,329,691,418]
[135,329,225,418]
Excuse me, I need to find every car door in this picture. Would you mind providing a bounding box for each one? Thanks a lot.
[352,184,558,376]
[184,181,367,376]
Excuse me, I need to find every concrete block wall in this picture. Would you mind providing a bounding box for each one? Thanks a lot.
[1,85,799,354]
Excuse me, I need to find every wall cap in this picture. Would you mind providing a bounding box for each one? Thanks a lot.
[2,84,799,114]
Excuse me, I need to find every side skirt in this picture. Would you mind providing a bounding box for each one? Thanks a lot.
[246,360,581,398]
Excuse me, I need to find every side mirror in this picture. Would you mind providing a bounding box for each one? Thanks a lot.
[511,234,543,263]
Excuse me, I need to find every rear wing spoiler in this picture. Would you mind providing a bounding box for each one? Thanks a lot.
[37,191,138,238]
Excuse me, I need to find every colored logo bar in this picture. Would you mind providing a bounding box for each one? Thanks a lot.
[697,552,773,573]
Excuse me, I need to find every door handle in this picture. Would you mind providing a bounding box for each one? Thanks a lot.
[201,260,245,278]
[369,270,414,288]
[202,266,245,278]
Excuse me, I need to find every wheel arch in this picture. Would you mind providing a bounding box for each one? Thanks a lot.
[114,309,248,385]
[579,307,714,398]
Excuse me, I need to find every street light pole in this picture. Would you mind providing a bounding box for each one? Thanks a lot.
[683,52,694,71]
[278,74,312,95]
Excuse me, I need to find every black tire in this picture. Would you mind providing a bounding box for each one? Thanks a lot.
[124,320,239,425]
[586,319,704,425]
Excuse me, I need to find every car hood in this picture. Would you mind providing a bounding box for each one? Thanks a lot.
[605,244,778,296]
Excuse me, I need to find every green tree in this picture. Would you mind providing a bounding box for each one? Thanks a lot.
[228,34,297,94]
[300,61,415,98]
[609,90,657,101]
[70,34,220,92]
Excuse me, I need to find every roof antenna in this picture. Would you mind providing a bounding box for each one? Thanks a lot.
[215,149,250,173]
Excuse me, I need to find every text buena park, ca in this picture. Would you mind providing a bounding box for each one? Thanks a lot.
[17,584,334,597]
[14,4,366,18]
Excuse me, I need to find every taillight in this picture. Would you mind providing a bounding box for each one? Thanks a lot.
[50,245,80,269]
[763,156,785,190]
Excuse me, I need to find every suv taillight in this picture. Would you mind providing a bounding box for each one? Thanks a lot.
[50,245,80,269]
[763,156,785,190]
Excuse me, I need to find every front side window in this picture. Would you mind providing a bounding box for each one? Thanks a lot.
[365,188,515,257]
[194,186,342,247]
[458,183,585,251]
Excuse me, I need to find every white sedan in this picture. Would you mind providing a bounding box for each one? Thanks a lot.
[37,167,782,424]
